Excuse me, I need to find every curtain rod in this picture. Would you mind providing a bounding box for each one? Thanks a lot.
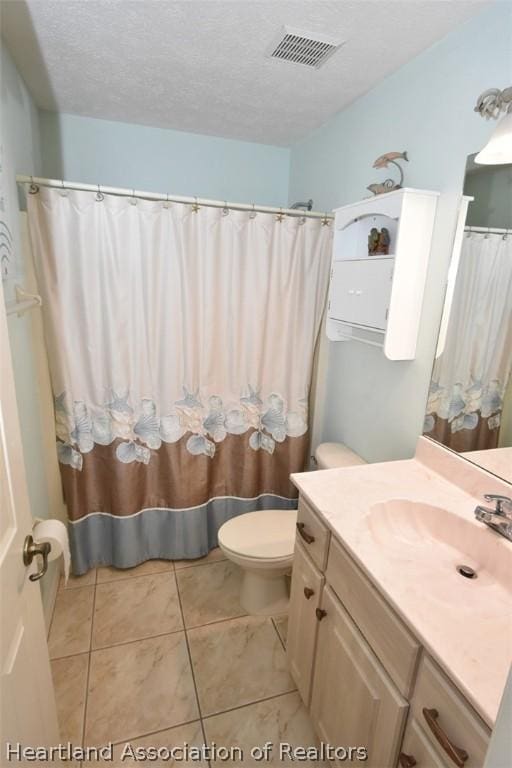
[16,175,334,221]
[464,225,512,235]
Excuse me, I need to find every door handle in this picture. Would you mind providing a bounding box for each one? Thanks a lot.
[296,522,315,544]
[422,708,468,767]
[398,754,417,767]
[23,535,51,582]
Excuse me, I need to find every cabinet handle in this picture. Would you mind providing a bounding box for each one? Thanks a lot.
[296,522,315,544]
[303,587,315,599]
[315,608,327,621]
[398,754,417,768]
[422,708,468,767]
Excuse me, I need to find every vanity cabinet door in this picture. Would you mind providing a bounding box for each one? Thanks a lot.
[286,541,324,705]
[310,587,408,767]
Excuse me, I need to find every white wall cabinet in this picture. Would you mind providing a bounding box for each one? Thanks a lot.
[326,188,439,360]
[329,258,394,331]
[286,495,491,767]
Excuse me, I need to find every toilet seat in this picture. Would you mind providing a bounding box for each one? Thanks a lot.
[218,509,297,561]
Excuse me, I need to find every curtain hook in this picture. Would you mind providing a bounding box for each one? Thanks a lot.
[59,179,68,197]
[249,203,257,220]
[299,215,306,225]
[222,201,229,216]
[276,207,284,222]
[95,184,104,202]
[162,192,170,209]
[130,189,137,205]
[28,175,39,194]
[192,196,200,213]
[321,213,331,226]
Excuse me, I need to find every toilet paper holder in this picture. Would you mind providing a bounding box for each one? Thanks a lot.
[23,534,51,582]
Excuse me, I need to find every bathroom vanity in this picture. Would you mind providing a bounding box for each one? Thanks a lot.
[287,438,512,767]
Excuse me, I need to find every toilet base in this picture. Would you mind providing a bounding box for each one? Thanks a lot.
[239,566,291,616]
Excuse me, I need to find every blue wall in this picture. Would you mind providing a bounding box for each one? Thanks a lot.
[39,111,290,206]
[288,2,512,463]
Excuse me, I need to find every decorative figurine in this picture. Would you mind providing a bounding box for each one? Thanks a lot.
[368,227,380,255]
[378,227,390,254]
[368,226,391,255]
[367,151,408,195]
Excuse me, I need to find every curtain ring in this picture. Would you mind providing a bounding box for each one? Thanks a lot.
[276,207,284,222]
[28,175,39,194]
[222,201,229,216]
[249,203,257,220]
[192,196,200,213]
[95,184,104,202]
[162,192,170,209]
[299,215,306,225]
[321,213,331,226]
[130,189,137,205]
[59,179,68,197]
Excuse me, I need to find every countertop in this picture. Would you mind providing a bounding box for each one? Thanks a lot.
[291,438,512,727]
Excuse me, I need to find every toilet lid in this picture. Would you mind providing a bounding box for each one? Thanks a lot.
[218,510,297,560]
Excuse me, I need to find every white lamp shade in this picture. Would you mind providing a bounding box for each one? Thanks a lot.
[475,110,512,165]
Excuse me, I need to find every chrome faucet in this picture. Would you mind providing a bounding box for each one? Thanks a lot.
[474,494,512,542]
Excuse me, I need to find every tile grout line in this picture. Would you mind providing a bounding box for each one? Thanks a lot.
[92,554,227,585]
[103,688,301,749]
[173,569,211,768]
[201,687,299,721]
[271,617,286,652]
[80,578,97,748]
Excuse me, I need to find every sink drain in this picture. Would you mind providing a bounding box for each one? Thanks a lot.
[457,564,477,579]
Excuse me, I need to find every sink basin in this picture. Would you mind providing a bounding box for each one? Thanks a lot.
[368,499,511,594]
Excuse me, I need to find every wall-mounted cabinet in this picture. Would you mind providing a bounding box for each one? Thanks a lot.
[327,188,439,360]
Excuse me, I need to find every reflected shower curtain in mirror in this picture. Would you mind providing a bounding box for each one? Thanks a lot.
[424,231,512,451]
[27,188,331,573]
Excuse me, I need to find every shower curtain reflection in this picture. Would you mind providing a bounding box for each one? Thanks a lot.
[424,230,512,451]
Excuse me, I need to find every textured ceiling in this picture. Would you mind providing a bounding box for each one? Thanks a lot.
[2,0,489,146]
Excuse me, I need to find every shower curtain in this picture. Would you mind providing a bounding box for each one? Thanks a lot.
[424,231,512,451]
[27,187,331,573]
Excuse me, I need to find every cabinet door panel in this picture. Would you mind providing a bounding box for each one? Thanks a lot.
[286,542,324,705]
[311,587,408,767]
[330,258,394,330]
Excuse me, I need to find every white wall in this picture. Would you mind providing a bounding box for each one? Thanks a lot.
[288,2,512,462]
[39,110,291,206]
[1,42,63,619]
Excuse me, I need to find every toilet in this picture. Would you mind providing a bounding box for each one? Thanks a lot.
[218,442,366,615]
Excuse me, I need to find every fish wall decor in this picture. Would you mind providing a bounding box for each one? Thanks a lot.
[367,151,408,195]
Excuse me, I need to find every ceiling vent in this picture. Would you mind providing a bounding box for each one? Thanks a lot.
[268,27,342,69]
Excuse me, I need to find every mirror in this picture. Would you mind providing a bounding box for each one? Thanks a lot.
[423,154,512,482]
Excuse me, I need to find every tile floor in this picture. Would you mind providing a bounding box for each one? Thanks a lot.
[49,549,322,766]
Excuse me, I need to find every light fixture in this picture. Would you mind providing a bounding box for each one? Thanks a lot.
[474,86,512,165]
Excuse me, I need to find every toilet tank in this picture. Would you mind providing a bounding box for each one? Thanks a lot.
[315,442,366,469]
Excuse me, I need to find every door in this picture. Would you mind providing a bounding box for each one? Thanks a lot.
[310,587,408,767]
[329,258,394,330]
[0,286,59,763]
[286,541,324,705]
